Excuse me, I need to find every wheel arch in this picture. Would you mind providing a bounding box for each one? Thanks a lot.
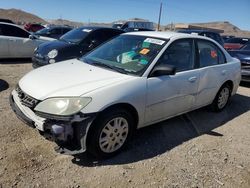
[97,103,139,128]
[222,80,234,94]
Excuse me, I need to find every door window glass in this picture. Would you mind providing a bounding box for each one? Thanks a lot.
[157,39,194,72]
[197,40,225,67]
[1,24,29,38]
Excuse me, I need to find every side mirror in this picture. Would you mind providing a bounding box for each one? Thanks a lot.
[29,34,38,40]
[46,31,51,35]
[150,64,176,77]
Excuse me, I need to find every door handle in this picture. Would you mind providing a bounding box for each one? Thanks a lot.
[188,76,197,83]
[9,39,16,42]
[221,70,227,75]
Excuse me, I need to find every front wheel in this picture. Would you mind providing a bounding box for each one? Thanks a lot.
[211,84,231,112]
[87,108,134,158]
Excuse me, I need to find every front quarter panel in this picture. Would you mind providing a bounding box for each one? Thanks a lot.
[80,77,147,128]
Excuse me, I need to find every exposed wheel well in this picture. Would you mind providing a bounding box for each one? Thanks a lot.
[100,103,139,128]
[223,80,234,94]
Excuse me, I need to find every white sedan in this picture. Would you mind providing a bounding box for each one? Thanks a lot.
[0,22,54,58]
[10,32,241,158]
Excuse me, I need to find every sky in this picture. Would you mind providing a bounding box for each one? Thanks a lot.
[0,0,250,30]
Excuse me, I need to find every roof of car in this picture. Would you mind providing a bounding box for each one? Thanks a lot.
[76,26,123,31]
[46,25,73,29]
[124,31,208,40]
[177,29,220,34]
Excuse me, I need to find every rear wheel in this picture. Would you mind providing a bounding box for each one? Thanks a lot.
[211,84,231,112]
[87,108,134,158]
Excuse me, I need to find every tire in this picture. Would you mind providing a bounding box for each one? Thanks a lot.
[86,108,135,159]
[210,84,231,112]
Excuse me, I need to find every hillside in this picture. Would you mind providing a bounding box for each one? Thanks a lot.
[0,8,47,24]
[47,19,112,28]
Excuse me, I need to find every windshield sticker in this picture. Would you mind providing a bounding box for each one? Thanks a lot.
[138,59,149,65]
[139,48,150,55]
[144,38,165,45]
[82,29,92,32]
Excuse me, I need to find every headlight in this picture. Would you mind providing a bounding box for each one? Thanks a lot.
[47,49,58,58]
[34,97,91,116]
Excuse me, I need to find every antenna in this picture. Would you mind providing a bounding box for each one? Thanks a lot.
[157,2,162,31]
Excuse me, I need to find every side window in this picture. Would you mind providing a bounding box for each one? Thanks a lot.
[1,24,29,38]
[102,29,122,41]
[197,40,225,68]
[0,25,4,35]
[88,30,106,45]
[157,39,194,72]
[50,28,60,34]
[62,28,71,34]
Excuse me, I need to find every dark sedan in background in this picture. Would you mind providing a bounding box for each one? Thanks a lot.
[177,29,224,46]
[32,27,124,68]
[228,42,250,82]
[224,37,249,50]
[34,26,72,39]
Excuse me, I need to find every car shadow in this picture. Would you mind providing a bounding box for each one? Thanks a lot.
[72,93,250,166]
[0,79,9,92]
[240,81,250,88]
[0,58,32,64]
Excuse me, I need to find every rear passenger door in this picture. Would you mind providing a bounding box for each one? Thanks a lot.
[194,39,228,108]
[0,24,10,58]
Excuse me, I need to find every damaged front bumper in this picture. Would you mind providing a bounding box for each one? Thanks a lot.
[10,90,96,155]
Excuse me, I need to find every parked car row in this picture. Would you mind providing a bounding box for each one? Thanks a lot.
[9,31,241,158]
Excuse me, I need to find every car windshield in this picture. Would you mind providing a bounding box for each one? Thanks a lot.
[81,35,167,76]
[60,28,90,43]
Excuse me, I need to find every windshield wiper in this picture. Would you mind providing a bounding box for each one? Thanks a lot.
[92,62,128,74]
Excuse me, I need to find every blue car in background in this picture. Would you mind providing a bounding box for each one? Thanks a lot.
[228,42,250,82]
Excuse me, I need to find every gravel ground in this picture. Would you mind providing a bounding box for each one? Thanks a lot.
[0,60,250,188]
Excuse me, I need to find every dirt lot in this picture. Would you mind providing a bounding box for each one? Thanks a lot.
[0,60,250,188]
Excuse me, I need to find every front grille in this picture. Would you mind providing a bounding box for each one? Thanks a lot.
[16,85,39,109]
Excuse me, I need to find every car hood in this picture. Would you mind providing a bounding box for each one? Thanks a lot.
[37,39,79,55]
[19,59,133,100]
[228,51,250,61]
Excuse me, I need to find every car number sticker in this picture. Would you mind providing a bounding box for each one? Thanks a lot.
[144,38,165,45]
[82,29,92,32]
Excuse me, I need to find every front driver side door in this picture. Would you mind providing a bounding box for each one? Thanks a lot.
[145,39,200,124]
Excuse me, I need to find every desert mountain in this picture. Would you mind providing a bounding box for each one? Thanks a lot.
[0,8,47,24]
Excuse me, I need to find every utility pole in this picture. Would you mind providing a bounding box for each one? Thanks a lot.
[157,2,162,31]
